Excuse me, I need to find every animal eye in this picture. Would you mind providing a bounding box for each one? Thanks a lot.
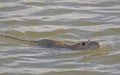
[81,42,85,46]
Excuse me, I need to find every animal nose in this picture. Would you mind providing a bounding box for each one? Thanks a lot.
[98,42,102,48]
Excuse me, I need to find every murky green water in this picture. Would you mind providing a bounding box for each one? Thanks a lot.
[0,0,120,75]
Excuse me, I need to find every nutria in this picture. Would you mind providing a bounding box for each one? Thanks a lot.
[1,35,102,50]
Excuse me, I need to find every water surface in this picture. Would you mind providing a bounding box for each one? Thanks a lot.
[0,0,120,75]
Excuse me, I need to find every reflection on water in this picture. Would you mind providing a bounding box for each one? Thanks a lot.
[0,0,120,75]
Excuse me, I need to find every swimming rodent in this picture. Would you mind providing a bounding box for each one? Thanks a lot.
[1,35,102,50]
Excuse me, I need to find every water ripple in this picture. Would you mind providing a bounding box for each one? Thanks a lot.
[0,0,120,75]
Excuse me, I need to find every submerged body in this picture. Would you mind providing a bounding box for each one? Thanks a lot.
[36,39,102,50]
[1,35,102,50]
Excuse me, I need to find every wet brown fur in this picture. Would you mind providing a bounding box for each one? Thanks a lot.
[1,35,102,50]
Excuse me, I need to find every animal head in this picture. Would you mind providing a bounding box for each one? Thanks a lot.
[72,40,102,50]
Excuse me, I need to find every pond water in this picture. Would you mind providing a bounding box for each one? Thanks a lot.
[0,0,120,75]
